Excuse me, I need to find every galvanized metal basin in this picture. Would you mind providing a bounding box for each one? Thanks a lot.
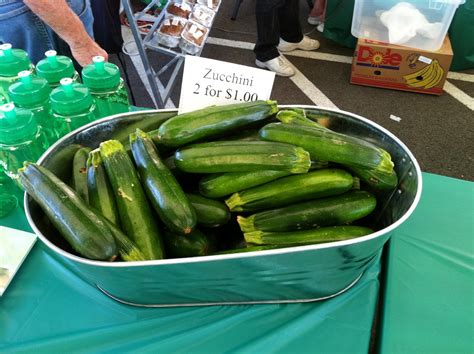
[24,106,422,307]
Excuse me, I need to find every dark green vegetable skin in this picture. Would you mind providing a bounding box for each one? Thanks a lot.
[245,226,373,246]
[199,170,292,199]
[346,165,398,191]
[86,149,121,227]
[19,162,118,261]
[238,190,377,233]
[163,228,211,258]
[225,169,355,212]
[174,140,311,174]
[130,129,196,234]
[100,140,165,260]
[99,217,147,261]
[186,193,231,227]
[156,100,278,147]
[275,113,398,191]
[259,123,394,174]
[71,146,91,202]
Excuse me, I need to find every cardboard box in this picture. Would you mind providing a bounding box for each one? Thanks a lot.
[350,36,453,95]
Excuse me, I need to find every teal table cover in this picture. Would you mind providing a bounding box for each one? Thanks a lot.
[379,173,474,353]
[3,173,471,352]
[0,203,381,353]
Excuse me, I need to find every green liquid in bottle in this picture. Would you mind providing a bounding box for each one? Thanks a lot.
[0,103,50,210]
[82,56,129,118]
[0,43,34,103]
[8,70,55,145]
[0,171,19,217]
[36,50,80,89]
[50,78,97,139]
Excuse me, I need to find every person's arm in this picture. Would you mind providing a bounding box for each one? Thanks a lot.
[23,0,108,66]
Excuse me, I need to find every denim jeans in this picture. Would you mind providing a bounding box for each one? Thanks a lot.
[254,0,304,62]
[0,0,94,64]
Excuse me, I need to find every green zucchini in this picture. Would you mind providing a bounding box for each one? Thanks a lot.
[174,141,311,174]
[186,193,231,227]
[155,100,278,147]
[225,169,355,212]
[86,149,121,227]
[101,217,147,261]
[199,170,292,199]
[238,190,377,233]
[259,123,394,174]
[219,129,261,141]
[130,129,196,234]
[244,226,373,246]
[19,162,118,261]
[110,111,176,151]
[346,165,398,191]
[100,140,165,260]
[163,228,211,258]
[71,146,91,202]
[276,109,327,129]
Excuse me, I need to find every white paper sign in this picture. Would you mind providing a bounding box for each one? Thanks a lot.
[178,56,275,114]
[0,226,36,296]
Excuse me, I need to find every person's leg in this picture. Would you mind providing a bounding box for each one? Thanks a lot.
[278,0,304,44]
[277,0,320,52]
[253,0,296,77]
[309,0,327,21]
[253,0,285,62]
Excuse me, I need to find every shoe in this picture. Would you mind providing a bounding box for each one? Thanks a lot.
[278,36,320,52]
[317,24,325,33]
[307,16,323,25]
[255,56,295,77]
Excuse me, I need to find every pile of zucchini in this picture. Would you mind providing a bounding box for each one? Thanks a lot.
[19,101,398,262]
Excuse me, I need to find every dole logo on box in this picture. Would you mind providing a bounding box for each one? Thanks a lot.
[356,45,402,70]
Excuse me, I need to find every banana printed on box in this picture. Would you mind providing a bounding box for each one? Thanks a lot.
[351,37,453,96]
[403,59,445,89]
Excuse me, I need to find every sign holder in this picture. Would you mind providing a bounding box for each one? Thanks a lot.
[121,0,218,108]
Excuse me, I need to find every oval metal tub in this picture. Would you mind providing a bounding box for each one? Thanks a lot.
[24,105,422,307]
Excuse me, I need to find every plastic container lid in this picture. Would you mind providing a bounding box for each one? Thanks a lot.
[35,50,75,84]
[0,103,38,144]
[81,56,121,91]
[0,44,31,78]
[8,71,51,107]
[50,78,93,115]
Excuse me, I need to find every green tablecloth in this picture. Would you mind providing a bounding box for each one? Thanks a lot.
[379,173,474,353]
[0,207,381,353]
[1,173,472,353]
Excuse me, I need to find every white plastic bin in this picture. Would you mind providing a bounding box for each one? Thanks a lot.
[351,0,465,51]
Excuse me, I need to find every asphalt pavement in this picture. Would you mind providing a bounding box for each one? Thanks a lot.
[115,0,474,181]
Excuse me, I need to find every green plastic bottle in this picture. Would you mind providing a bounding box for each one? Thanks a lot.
[8,70,54,144]
[0,103,49,201]
[0,171,19,217]
[36,50,80,88]
[50,77,97,139]
[81,56,129,118]
[0,43,34,104]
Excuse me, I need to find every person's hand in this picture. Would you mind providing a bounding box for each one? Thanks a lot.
[70,38,108,67]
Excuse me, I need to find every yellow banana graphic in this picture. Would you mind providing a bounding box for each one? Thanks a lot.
[403,62,433,81]
[403,60,444,89]
[425,61,444,89]
[405,63,436,87]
